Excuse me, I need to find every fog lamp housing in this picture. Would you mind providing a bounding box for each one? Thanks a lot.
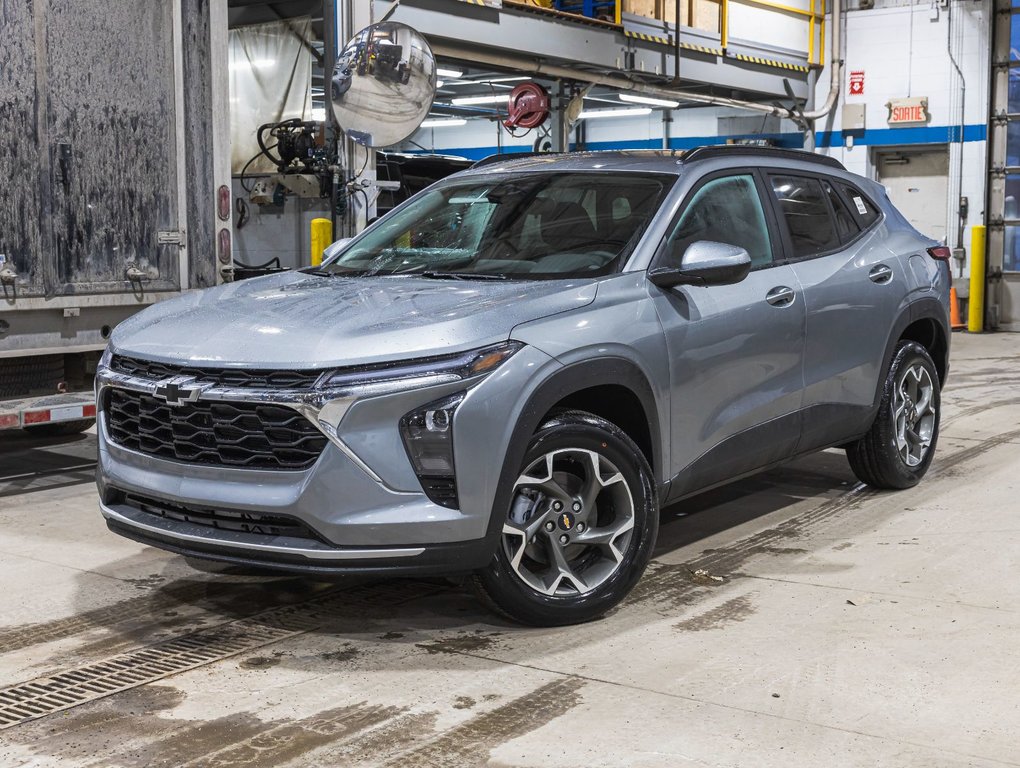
[400,392,464,508]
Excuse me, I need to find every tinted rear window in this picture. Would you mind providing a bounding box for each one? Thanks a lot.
[823,179,860,242]
[770,175,840,258]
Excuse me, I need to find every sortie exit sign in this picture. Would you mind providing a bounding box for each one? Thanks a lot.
[886,97,930,126]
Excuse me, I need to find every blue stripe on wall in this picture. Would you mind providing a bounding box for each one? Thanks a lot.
[411,124,986,160]
[815,123,987,147]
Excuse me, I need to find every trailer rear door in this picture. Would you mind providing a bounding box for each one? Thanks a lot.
[0,0,184,299]
[47,0,182,294]
[0,0,48,297]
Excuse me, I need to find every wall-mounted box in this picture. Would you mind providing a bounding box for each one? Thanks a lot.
[842,103,866,132]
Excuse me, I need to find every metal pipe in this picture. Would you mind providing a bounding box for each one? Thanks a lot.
[802,0,840,121]
[947,0,966,251]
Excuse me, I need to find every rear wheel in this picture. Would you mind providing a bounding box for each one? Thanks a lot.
[472,410,658,626]
[23,418,96,437]
[847,341,940,489]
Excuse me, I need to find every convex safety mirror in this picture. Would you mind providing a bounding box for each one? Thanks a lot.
[331,22,437,148]
[647,241,752,288]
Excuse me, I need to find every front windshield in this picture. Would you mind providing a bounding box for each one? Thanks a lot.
[320,171,673,279]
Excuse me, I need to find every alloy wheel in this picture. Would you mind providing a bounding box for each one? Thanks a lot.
[501,448,635,596]
[893,363,936,467]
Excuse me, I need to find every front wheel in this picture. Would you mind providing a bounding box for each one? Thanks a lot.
[472,410,658,626]
[847,341,941,489]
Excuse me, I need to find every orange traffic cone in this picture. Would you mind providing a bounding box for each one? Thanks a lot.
[950,287,965,330]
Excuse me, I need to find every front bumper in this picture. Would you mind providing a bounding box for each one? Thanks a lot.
[95,344,562,574]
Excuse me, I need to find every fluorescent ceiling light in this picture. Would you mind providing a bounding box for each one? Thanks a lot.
[578,107,652,119]
[420,118,467,128]
[437,67,464,78]
[619,93,680,108]
[450,94,510,106]
[479,76,530,84]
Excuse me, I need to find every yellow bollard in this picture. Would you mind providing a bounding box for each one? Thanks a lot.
[310,218,333,267]
[967,225,986,333]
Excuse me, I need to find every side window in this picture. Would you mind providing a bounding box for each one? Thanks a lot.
[664,174,773,268]
[770,175,840,258]
[838,183,881,229]
[823,179,860,242]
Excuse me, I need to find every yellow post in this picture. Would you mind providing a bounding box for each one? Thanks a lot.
[310,218,333,267]
[615,0,621,25]
[968,225,986,333]
[820,0,825,67]
[808,0,815,65]
[721,0,729,49]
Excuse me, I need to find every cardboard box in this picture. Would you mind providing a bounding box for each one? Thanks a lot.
[623,0,719,33]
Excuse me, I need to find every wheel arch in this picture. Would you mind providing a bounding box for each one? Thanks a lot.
[874,298,950,411]
[484,357,664,543]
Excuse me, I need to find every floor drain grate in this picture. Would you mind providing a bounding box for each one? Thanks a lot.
[0,611,315,730]
[0,580,439,730]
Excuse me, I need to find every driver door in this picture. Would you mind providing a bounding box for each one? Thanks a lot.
[648,170,807,500]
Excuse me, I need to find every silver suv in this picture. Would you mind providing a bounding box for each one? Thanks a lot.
[96,148,951,626]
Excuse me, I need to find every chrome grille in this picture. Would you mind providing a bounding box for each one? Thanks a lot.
[109,355,324,390]
[104,389,326,470]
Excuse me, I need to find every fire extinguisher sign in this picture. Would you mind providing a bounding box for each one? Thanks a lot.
[849,71,865,97]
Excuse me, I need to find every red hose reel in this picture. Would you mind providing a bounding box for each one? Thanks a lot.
[503,82,550,130]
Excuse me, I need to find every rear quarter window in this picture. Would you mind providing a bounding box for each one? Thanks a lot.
[837,182,881,229]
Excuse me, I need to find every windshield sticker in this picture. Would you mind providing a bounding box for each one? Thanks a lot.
[853,196,868,215]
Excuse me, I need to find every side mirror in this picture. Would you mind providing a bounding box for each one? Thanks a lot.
[647,241,752,289]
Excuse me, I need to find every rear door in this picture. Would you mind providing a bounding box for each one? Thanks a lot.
[46,0,182,295]
[771,172,905,450]
[650,170,807,499]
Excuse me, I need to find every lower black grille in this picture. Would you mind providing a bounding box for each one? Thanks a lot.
[105,389,327,470]
[421,477,459,509]
[123,493,326,543]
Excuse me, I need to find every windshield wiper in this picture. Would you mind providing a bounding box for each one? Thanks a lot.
[416,271,509,281]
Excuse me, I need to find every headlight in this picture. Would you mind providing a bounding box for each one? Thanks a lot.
[99,345,113,369]
[321,340,523,390]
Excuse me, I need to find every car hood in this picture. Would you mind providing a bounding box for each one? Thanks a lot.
[111,271,597,368]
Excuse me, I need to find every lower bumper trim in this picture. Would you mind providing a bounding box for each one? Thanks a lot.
[100,501,425,561]
[104,517,496,578]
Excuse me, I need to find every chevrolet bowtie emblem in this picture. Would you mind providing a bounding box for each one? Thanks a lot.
[152,375,208,406]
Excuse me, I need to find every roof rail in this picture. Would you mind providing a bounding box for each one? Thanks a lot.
[683,145,845,170]
[470,151,560,169]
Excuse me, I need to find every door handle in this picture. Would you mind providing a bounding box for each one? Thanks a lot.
[869,264,893,284]
[765,286,795,307]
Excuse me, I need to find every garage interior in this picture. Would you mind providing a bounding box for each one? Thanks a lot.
[2,0,1019,765]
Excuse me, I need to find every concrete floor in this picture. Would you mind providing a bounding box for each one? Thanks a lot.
[0,332,1018,767]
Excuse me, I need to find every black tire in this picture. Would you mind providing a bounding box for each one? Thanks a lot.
[23,418,96,437]
[472,410,658,626]
[846,341,940,489]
